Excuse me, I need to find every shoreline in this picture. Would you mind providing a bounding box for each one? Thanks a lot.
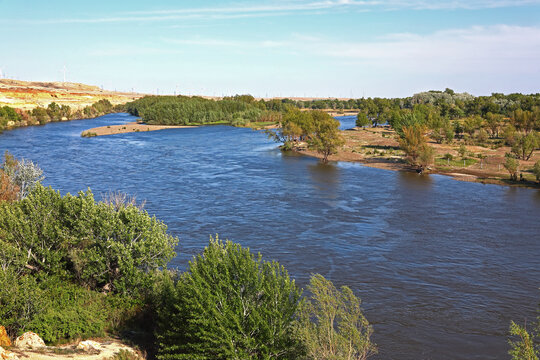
[296,148,540,189]
[293,126,540,189]
[81,122,197,137]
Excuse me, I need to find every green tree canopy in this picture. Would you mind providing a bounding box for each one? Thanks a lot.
[155,236,303,360]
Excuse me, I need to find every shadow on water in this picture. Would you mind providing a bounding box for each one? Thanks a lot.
[398,170,433,190]
[307,162,340,195]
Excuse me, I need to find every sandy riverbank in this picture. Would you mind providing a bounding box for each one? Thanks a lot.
[82,122,196,137]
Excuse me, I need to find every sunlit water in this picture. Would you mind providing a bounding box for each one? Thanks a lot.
[1,114,539,360]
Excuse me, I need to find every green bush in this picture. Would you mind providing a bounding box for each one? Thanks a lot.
[0,185,177,295]
[297,274,377,360]
[155,236,304,360]
[0,268,141,343]
[0,183,176,343]
[26,282,109,343]
[0,268,45,338]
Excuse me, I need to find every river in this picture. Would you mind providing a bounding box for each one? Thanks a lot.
[1,113,539,359]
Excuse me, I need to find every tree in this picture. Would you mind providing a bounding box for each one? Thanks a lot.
[485,112,504,138]
[504,124,518,146]
[512,109,534,133]
[356,112,370,127]
[47,102,62,120]
[308,111,345,163]
[533,160,540,182]
[392,113,423,138]
[398,125,434,172]
[31,107,50,125]
[428,116,454,144]
[297,274,376,360]
[512,132,539,161]
[60,105,72,120]
[417,145,435,170]
[155,237,303,360]
[458,144,467,159]
[463,115,483,136]
[504,155,519,181]
[267,109,312,149]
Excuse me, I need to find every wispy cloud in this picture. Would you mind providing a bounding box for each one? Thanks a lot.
[8,0,540,25]
[161,25,540,74]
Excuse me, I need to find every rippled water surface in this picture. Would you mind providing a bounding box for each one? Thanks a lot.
[1,114,539,359]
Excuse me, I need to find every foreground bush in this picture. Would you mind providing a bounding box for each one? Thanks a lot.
[508,320,539,360]
[0,185,178,295]
[155,237,304,360]
[0,183,178,342]
[297,274,376,360]
[0,267,142,342]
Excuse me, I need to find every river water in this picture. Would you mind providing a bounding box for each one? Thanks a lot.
[1,113,539,359]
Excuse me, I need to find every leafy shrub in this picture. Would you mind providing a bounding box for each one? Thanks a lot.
[508,321,538,360]
[0,185,178,295]
[0,181,175,343]
[443,153,454,161]
[0,268,45,338]
[26,282,109,343]
[155,236,303,360]
[0,268,140,343]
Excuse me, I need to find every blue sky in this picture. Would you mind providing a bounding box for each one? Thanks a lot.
[1,0,539,97]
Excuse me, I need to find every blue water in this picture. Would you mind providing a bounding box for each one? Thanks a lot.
[1,113,539,360]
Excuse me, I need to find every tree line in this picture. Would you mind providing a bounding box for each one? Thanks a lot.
[125,95,270,126]
[353,90,540,179]
[0,99,119,133]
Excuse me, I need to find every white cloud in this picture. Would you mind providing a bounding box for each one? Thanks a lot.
[161,25,540,76]
[315,25,540,74]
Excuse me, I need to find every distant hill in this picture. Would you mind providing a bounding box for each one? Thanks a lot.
[0,79,144,110]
